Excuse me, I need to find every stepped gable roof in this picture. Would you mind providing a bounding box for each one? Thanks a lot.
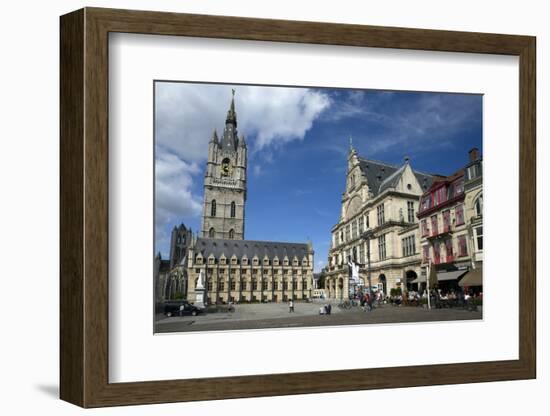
[195,238,310,260]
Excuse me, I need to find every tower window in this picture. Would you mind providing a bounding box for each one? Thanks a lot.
[211,200,216,217]
[229,229,235,239]
[230,201,236,218]
[209,228,215,238]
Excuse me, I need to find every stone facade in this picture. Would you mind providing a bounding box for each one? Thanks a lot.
[186,238,314,304]
[464,149,483,271]
[201,91,247,240]
[156,91,314,305]
[155,223,194,302]
[325,145,438,299]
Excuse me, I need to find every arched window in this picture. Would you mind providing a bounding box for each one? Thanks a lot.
[211,200,216,217]
[474,194,483,216]
[209,227,215,238]
[230,201,236,218]
[228,229,235,239]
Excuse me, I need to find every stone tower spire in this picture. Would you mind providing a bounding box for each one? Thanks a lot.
[226,88,237,127]
[210,129,219,144]
[220,89,238,151]
[201,89,247,240]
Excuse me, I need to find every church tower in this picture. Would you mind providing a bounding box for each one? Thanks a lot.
[201,90,247,240]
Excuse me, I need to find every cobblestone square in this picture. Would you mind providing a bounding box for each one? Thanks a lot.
[155,301,482,333]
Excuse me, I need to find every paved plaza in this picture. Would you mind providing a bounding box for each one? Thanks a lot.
[155,301,482,333]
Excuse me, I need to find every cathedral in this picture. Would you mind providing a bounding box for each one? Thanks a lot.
[156,91,315,305]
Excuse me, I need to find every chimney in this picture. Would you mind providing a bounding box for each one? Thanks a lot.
[469,147,480,162]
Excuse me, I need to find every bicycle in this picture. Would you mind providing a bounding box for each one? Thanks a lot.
[337,299,352,310]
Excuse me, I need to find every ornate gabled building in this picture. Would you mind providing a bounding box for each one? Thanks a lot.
[160,91,314,305]
[416,148,483,290]
[186,238,314,304]
[325,144,438,299]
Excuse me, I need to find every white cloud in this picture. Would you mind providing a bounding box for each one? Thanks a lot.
[155,82,331,162]
[155,150,202,241]
[154,82,330,254]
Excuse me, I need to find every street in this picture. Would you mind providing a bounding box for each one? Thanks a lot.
[155,301,482,333]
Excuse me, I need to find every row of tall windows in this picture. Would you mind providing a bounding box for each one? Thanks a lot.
[335,212,371,246]
[208,280,310,291]
[420,204,466,237]
[210,200,237,218]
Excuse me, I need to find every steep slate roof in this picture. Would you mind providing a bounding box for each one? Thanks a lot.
[195,238,310,260]
[358,158,437,196]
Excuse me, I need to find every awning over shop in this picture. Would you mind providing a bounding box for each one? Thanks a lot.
[411,270,468,284]
[438,270,468,281]
[458,268,483,287]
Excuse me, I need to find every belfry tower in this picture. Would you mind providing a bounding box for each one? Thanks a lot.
[201,90,247,240]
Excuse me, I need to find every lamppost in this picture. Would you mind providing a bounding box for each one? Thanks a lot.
[361,230,374,297]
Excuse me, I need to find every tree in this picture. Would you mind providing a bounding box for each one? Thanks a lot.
[317,268,327,289]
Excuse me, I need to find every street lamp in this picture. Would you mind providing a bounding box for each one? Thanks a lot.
[361,230,374,297]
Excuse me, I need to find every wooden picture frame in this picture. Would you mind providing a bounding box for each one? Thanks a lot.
[60,7,536,408]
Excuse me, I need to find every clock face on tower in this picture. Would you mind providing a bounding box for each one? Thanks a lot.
[221,158,232,177]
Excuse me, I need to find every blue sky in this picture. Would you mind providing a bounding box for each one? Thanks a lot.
[155,82,482,272]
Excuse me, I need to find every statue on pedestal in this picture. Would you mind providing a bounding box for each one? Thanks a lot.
[194,270,207,309]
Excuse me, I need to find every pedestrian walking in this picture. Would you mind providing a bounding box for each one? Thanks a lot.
[289,299,294,313]
[364,293,372,312]
[327,303,332,315]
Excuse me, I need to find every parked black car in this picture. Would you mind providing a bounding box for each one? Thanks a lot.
[163,300,202,317]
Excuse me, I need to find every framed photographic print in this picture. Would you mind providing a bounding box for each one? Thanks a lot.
[60,7,536,408]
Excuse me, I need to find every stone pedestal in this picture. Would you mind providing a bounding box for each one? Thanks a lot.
[194,270,207,309]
